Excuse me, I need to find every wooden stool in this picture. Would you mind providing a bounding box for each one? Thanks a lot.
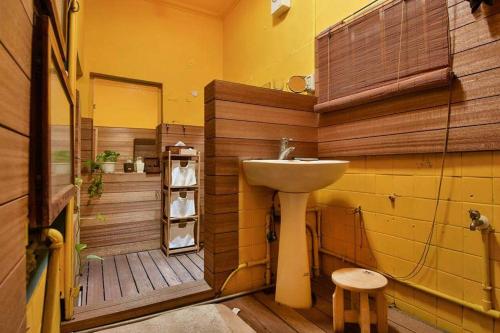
[331,268,388,333]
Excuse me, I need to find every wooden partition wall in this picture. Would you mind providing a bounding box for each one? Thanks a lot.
[318,1,500,156]
[204,80,317,291]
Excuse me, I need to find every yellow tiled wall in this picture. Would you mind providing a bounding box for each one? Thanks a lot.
[318,151,500,333]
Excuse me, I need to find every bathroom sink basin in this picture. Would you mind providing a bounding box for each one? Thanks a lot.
[242,159,349,308]
[242,159,349,193]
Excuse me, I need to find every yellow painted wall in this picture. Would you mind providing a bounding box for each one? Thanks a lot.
[317,152,500,332]
[77,0,223,126]
[92,78,160,129]
[223,0,375,89]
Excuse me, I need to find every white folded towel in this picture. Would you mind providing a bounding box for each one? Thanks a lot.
[171,161,197,187]
[168,191,196,218]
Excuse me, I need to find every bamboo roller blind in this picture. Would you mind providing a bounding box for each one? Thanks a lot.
[315,0,451,113]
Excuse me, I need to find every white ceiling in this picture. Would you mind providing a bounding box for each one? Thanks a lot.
[159,0,240,17]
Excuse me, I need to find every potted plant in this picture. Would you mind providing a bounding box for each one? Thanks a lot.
[96,150,120,174]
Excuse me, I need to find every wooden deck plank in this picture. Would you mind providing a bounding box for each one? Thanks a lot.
[86,259,104,305]
[63,280,213,332]
[253,292,325,333]
[102,256,122,301]
[114,255,138,298]
[137,251,168,290]
[187,252,204,271]
[126,253,154,294]
[149,250,182,286]
[165,256,195,283]
[177,254,204,280]
[198,249,204,259]
[79,261,89,306]
[223,295,297,333]
[295,306,333,333]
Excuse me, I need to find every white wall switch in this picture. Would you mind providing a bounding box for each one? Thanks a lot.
[271,0,290,16]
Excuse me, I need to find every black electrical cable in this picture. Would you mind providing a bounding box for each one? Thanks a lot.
[390,1,454,281]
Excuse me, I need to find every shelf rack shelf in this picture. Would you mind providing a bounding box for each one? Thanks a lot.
[161,150,201,256]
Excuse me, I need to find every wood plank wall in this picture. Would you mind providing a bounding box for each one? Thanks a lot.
[0,0,33,331]
[95,126,157,171]
[81,117,93,171]
[80,173,161,257]
[203,80,317,291]
[318,0,500,156]
[156,123,205,242]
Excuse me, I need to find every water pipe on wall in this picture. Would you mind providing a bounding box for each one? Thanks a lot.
[306,208,321,278]
[42,228,64,333]
[218,213,272,296]
[313,207,500,319]
[468,209,494,311]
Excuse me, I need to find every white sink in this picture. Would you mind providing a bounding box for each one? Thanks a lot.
[242,159,349,308]
[242,159,349,193]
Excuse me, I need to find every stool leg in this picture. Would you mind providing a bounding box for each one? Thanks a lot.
[350,291,359,310]
[376,291,388,333]
[359,293,370,333]
[332,287,344,332]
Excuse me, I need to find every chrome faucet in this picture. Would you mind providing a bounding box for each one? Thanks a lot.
[278,138,295,160]
[469,209,490,231]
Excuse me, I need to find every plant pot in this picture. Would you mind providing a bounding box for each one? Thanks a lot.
[101,162,116,174]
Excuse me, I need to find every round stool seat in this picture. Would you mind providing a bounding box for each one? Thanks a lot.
[331,268,388,292]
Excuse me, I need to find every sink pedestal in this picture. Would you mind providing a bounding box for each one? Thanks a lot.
[275,192,312,308]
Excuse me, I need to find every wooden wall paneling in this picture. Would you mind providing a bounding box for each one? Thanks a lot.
[204,213,239,234]
[318,95,500,143]
[0,197,28,284]
[206,100,318,127]
[319,123,500,156]
[205,80,317,111]
[205,157,239,176]
[451,12,500,54]
[0,44,31,135]
[206,138,317,158]
[81,118,93,171]
[96,127,156,171]
[0,122,29,205]
[206,119,317,142]
[0,258,26,333]
[0,1,32,331]
[205,175,239,195]
[0,0,33,76]
[448,0,500,30]
[452,39,500,77]
[80,173,161,256]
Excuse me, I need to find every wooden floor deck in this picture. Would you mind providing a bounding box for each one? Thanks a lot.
[79,249,204,307]
[223,277,442,333]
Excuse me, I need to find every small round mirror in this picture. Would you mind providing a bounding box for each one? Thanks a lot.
[288,76,307,93]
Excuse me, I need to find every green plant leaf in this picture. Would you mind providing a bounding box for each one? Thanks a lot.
[75,243,87,253]
[86,254,103,261]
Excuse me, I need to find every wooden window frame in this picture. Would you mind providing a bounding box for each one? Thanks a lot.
[36,16,76,226]
[43,0,69,64]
